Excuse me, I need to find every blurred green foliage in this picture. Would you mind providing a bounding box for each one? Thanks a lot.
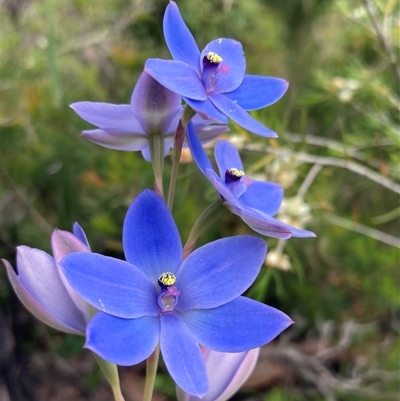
[1,0,399,399]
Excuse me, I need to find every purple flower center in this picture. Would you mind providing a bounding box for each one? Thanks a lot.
[157,272,180,313]
[202,51,223,94]
[224,167,252,198]
[225,167,245,183]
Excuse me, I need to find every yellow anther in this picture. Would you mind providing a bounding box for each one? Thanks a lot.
[206,52,223,64]
[227,168,245,178]
[158,272,176,287]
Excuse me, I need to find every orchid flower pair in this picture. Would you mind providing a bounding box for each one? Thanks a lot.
[4,1,316,400]
[4,201,271,397]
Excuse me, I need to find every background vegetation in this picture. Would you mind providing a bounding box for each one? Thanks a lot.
[1,0,399,400]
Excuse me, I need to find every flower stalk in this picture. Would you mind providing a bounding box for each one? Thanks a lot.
[143,343,160,401]
[149,131,165,196]
[183,200,226,259]
[167,104,196,210]
[93,353,125,401]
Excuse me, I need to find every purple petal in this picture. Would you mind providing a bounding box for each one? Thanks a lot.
[86,313,159,365]
[183,97,228,123]
[60,253,159,318]
[160,313,207,397]
[233,205,315,238]
[180,297,293,352]
[176,236,266,311]
[230,205,293,239]
[176,347,260,401]
[141,144,172,162]
[165,107,183,134]
[188,123,229,147]
[163,1,200,72]
[225,75,289,111]
[51,229,92,323]
[51,229,89,264]
[203,348,260,401]
[281,225,316,238]
[214,140,244,176]
[70,102,144,132]
[123,190,182,283]
[145,59,207,101]
[81,129,148,151]
[3,247,86,334]
[239,181,283,216]
[209,94,278,137]
[186,121,214,175]
[130,71,182,134]
[201,39,245,94]
[72,222,91,249]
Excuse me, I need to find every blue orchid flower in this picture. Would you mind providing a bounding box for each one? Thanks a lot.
[187,122,316,239]
[145,1,288,137]
[71,71,228,161]
[60,189,293,397]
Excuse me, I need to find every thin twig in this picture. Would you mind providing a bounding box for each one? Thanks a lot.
[297,164,323,198]
[326,214,400,248]
[244,144,400,194]
[362,0,400,82]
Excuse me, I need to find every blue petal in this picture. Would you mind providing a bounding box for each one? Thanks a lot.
[209,94,278,137]
[86,313,159,365]
[180,297,293,352]
[123,190,182,283]
[186,121,214,175]
[72,222,91,249]
[70,102,144,132]
[176,236,266,311]
[214,140,244,177]
[160,313,207,397]
[239,181,283,216]
[237,205,316,238]
[225,75,289,111]
[60,253,159,318]
[190,122,229,146]
[145,59,206,101]
[201,39,245,94]
[230,205,294,239]
[206,169,242,208]
[183,97,228,123]
[130,71,182,134]
[163,1,200,72]
[82,129,149,151]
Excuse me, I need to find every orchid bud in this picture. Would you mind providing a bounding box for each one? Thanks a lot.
[176,347,260,401]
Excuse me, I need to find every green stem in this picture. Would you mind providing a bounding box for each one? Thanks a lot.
[167,104,196,211]
[149,131,165,197]
[92,353,125,401]
[143,343,160,401]
[183,200,226,259]
[167,121,185,210]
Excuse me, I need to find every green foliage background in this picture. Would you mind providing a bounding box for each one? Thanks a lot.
[1,0,399,400]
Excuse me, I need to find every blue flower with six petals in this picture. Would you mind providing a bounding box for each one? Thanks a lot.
[145,1,288,137]
[71,71,227,161]
[60,189,293,396]
[187,122,316,239]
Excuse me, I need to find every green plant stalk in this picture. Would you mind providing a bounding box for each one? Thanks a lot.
[92,353,125,401]
[167,104,196,210]
[143,343,160,401]
[149,131,165,197]
[183,200,226,259]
